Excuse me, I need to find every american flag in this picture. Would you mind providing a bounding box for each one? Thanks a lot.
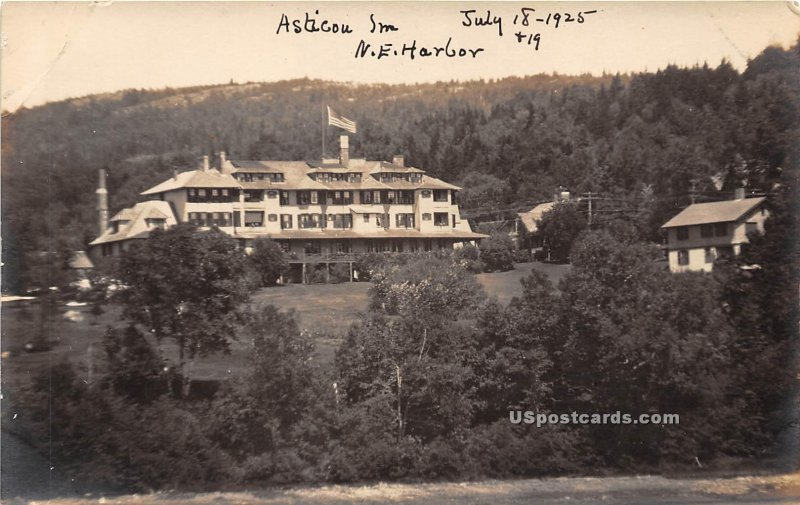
[327,106,357,133]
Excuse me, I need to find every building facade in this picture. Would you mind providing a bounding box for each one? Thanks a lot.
[90,136,486,274]
[661,194,768,273]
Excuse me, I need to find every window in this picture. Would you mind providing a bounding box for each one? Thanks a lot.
[434,212,449,227]
[145,218,165,229]
[395,213,415,228]
[397,191,414,204]
[716,246,734,259]
[280,191,290,206]
[360,190,373,204]
[244,211,264,227]
[298,191,311,205]
[677,250,689,266]
[700,224,713,238]
[364,214,370,223]
[676,226,689,240]
[433,190,448,202]
[333,240,351,253]
[329,191,352,205]
[310,191,319,205]
[421,190,431,198]
[267,190,278,199]
[331,214,352,229]
[386,191,396,204]
[714,223,727,237]
[268,214,278,222]
[280,214,293,229]
[298,214,322,229]
[244,190,263,202]
[373,191,382,204]
[422,213,432,221]
[704,247,714,264]
[188,187,236,203]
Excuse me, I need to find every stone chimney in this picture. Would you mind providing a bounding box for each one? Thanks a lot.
[339,135,349,166]
[219,151,229,174]
[734,187,745,200]
[393,155,405,167]
[173,168,179,180]
[96,169,109,236]
[201,155,210,172]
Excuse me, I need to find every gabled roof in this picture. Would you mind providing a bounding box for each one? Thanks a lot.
[517,202,556,233]
[370,161,426,174]
[90,201,178,246]
[661,197,766,228]
[231,160,308,173]
[140,169,240,195]
[110,208,136,222]
[68,250,94,269]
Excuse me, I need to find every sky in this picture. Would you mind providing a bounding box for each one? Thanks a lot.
[1,1,798,112]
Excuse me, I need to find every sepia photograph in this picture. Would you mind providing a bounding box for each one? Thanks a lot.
[1,1,798,503]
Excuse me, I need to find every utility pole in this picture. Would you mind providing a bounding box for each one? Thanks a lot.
[584,192,594,226]
[689,178,699,205]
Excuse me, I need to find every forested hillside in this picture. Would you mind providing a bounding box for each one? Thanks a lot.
[2,42,798,292]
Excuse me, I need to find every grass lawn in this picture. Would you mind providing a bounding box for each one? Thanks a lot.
[1,262,570,384]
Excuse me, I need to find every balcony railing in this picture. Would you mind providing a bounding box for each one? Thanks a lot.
[286,252,360,263]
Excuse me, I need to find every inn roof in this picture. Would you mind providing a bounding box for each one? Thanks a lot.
[141,169,240,195]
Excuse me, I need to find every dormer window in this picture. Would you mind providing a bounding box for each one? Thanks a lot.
[112,220,129,234]
[145,218,166,230]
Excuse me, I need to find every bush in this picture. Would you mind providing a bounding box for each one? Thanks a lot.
[453,244,483,273]
[329,263,352,283]
[354,252,389,281]
[479,232,516,272]
[249,238,290,286]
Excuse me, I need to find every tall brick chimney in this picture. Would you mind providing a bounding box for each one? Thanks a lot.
[201,155,210,172]
[393,155,405,167]
[339,135,349,166]
[96,169,109,236]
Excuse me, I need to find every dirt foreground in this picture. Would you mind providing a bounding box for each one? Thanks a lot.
[13,473,800,505]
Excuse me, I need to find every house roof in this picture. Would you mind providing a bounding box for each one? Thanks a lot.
[517,202,556,233]
[110,208,137,222]
[661,197,766,228]
[140,169,240,195]
[68,250,94,269]
[90,201,178,246]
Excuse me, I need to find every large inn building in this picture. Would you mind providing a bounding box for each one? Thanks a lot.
[90,136,486,279]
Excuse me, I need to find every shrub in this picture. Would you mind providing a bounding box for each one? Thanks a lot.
[249,238,290,286]
[453,244,483,273]
[329,262,352,283]
[479,232,516,272]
